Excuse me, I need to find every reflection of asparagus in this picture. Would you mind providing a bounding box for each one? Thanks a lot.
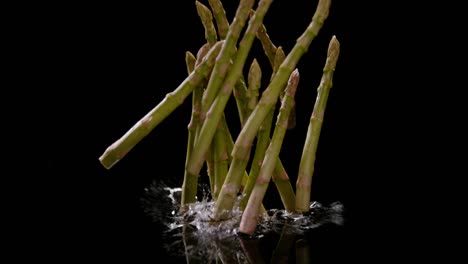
[98,41,223,169]
[271,223,296,264]
[187,0,273,192]
[239,69,299,235]
[239,236,265,264]
[295,239,311,264]
[196,1,217,46]
[208,0,230,40]
[295,36,340,212]
[213,0,331,220]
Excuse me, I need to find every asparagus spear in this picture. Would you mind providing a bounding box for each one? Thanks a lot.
[208,0,230,40]
[98,41,223,169]
[181,50,198,210]
[196,1,218,46]
[187,0,273,187]
[239,69,299,235]
[213,0,331,220]
[239,48,284,211]
[181,43,214,208]
[200,0,255,121]
[252,10,277,68]
[295,36,340,212]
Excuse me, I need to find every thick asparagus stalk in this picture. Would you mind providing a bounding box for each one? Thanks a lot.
[239,69,299,235]
[187,0,273,188]
[98,41,223,169]
[295,36,340,212]
[196,1,218,46]
[213,0,331,219]
[200,0,255,120]
[208,0,230,40]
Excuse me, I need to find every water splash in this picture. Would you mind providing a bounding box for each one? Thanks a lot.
[141,181,344,261]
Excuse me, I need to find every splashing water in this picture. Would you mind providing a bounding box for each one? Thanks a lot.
[141,181,344,261]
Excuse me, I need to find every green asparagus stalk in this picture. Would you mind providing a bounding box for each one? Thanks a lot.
[238,47,283,211]
[239,237,266,264]
[295,36,340,212]
[181,51,198,210]
[208,0,230,40]
[190,43,217,200]
[272,159,296,212]
[213,123,228,199]
[239,69,299,235]
[196,1,218,46]
[187,0,272,189]
[246,59,262,119]
[98,41,223,169]
[213,0,331,219]
[200,0,255,121]
[252,11,277,68]
[181,43,215,209]
[233,76,249,128]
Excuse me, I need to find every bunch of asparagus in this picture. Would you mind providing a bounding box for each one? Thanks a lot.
[99,0,340,235]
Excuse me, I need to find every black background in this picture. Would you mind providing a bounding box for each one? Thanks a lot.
[39,0,430,261]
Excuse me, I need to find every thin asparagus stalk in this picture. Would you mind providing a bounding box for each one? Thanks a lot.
[233,76,249,128]
[239,69,299,235]
[206,0,251,129]
[193,43,212,141]
[295,36,340,212]
[208,0,230,40]
[200,0,255,121]
[213,123,228,199]
[272,159,296,212]
[181,51,198,210]
[213,0,331,219]
[246,59,262,119]
[252,10,277,68]
[196,1,218,46]
[98,41,223,169]
[187,0,273,189]
[239,47,283,211]
[181,43,215,209]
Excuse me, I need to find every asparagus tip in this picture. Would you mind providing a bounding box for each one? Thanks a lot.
[325,35,340,70]
[288,68,300,87]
